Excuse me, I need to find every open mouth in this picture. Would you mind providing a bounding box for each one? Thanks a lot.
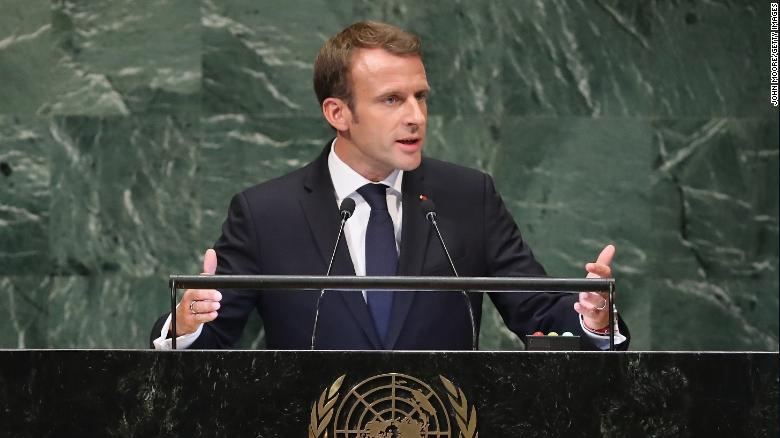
[397,138,420,145]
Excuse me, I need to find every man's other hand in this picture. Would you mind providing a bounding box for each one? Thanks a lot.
[173,249,222,336]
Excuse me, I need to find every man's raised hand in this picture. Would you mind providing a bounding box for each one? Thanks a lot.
[573,244,615,331]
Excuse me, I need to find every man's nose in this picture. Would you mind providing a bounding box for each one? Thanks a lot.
[403,98,426,126]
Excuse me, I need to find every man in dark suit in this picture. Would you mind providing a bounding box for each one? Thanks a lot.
[151,21,628,350]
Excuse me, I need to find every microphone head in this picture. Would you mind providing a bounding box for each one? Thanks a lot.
[339,197,356,219]
[419,197,436,222]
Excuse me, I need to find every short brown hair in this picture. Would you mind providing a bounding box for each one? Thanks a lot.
[313,21,422,107]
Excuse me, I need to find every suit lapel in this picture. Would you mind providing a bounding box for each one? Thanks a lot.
[299,143,382,349]
[385,163,433,349]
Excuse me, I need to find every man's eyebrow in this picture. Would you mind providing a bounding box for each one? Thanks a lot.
[375,86,431,97]
[376,89,401,96]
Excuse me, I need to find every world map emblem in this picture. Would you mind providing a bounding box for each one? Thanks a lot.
[308,373,478,438]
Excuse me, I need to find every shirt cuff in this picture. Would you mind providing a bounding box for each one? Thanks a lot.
[151,311,203,350]
[579,313,627,350]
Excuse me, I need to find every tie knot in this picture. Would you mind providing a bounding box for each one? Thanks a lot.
[357,183,389,211]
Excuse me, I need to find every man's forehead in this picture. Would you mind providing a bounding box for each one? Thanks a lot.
[350,48,429,90]
[351,47,421,66]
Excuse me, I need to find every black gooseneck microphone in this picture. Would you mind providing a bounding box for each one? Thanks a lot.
[420,197,478,351]
[310,198,356,350]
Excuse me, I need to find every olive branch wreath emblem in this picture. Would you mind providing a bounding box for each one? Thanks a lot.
[307,374,478,438]
[440,375,478,438]
[308,374,345,438]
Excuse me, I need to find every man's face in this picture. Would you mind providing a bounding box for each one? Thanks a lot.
[335,48,429,181]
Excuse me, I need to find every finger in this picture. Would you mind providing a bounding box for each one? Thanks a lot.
[575,296,595,312]
[584,246,615,278]
[596,244,615,266]
[574,302,608,329]
[190,300,221,314]
[580,291,608,307]
[202,249,217,275]
[191,311,219,324]
[574,302,592,316]
[574,300,601,317]
[585,263,611,278]
[186,289,222,302]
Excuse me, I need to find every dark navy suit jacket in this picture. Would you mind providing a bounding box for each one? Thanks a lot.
[152,143,629,350]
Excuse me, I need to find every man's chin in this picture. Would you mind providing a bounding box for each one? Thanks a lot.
[396,153,422,171]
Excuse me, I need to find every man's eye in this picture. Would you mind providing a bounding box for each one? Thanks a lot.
[383,96,399,104]
[416,93,428,101]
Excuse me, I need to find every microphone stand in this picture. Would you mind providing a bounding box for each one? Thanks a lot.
[423,201,478,351]
[310,199,355,350]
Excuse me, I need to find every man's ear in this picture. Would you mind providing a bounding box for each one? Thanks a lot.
[322,97,351,131]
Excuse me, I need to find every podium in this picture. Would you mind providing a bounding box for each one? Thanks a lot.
[0,350,776,436]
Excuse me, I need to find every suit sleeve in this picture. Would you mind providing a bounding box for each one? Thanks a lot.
[189,192,264,349]
[481,174,630,350]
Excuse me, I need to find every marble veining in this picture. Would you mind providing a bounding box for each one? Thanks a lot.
[0,1,776,350]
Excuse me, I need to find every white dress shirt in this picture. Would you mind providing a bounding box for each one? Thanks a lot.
[327,141,403,296]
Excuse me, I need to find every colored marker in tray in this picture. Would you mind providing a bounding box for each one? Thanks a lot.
[525,331,581,351]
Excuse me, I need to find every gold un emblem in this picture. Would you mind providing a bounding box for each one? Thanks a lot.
[308,373,478,438]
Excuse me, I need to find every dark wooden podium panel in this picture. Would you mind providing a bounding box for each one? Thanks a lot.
[0,351,776,437]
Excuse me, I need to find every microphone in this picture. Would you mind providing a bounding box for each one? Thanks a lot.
[420,197,477,351]
[327,198,356,275]
[310,198,356,349]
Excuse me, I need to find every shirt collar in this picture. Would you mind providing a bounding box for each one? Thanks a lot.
[327,138,404,199]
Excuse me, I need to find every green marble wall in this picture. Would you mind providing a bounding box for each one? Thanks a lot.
[1,0,776,350]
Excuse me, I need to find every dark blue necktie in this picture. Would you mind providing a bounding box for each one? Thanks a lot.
[357,183,396,345]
